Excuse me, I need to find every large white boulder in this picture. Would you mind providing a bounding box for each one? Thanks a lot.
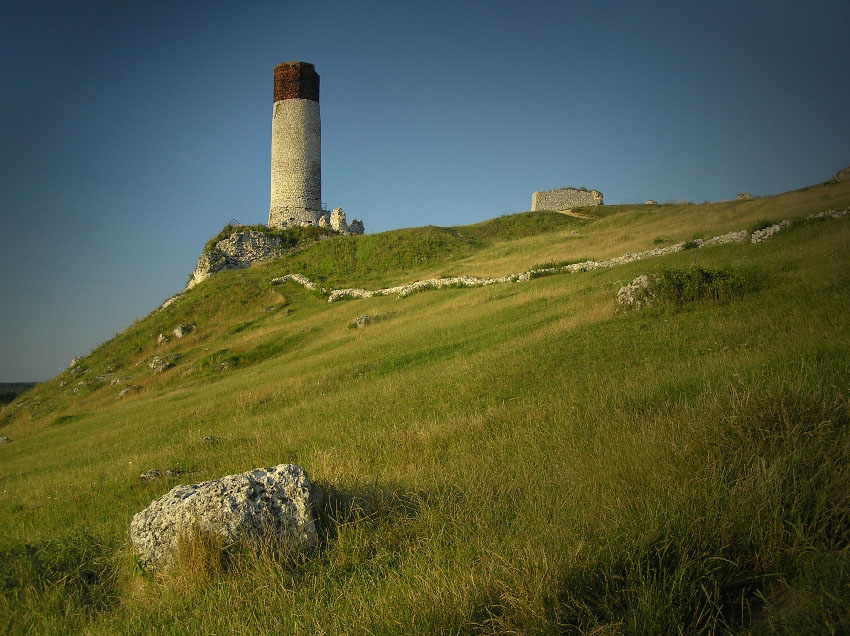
[130,464,323,569]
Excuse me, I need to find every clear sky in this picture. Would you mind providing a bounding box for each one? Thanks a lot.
[1,0,848,381]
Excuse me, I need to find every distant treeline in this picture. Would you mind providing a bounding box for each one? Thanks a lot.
[0,382,37,406]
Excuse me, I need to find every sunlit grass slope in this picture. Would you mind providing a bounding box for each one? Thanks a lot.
[2,179,850,634]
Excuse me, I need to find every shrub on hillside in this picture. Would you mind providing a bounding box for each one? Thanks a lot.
[618,266,761,309]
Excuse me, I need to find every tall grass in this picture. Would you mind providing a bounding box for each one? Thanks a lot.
[1,180,849,633]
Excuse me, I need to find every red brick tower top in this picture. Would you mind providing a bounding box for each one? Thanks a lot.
[273,62,320,103]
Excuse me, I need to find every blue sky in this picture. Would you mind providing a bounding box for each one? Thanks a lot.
[2,0,848,381]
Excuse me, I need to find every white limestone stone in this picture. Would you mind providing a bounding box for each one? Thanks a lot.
[130,464,322,569]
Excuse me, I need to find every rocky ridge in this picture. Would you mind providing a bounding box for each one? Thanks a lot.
[186,230,290,291]
[270,208,849,303]
[184,215,365,295]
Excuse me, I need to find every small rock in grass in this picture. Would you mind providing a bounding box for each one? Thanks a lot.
[353,315,373,328]
[139,468,195,483]
[617,274,656,309]
[172,324,195,339]
[116,386,141,400]
[148,354,180,374]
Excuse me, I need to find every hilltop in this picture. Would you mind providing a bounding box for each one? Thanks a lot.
[2,177,850,633]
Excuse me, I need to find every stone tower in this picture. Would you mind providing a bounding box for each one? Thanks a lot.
[269,62,322,228]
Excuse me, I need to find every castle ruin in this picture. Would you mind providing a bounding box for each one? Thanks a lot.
[268,62,363,234]
[531,187,603,211]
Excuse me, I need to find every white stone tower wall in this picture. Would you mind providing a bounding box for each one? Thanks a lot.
[531,188,603,211]
[269,99,322,227]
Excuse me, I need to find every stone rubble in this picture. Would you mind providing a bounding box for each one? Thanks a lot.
[116,386,141,399]
[159,295,180,311]
[616,274,655,309]
[69,364,87,378]
[751,220,790,243]
[830,166,850,183]
[148,354,180,374]
[270,273,318,291]
[157,333,169,346]
[808,208,850,221]
[270,206,849,303]
[353,315,373,328]
[130,463,323,570]
[0,436,11,445]
[139,468,196,483]
[172,324,195,339]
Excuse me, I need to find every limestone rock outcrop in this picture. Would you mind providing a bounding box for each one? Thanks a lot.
[187,218,365,292]
[130,464,323,569]
[831,166,850,183]
[736,192,754,200]
[147,354,180,374]
[172,324,195,339]
[617,274,656,309]
[330,208,348,233]
[187,230,289,291]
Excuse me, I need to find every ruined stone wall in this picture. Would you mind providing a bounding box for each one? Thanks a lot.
[531,188,603,211]
[269,62,322,229]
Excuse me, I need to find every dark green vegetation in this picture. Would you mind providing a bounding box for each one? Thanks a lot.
[626,266,763,309]
[2,180,850,634]
[201,223,336,255]
[0,382,37,406]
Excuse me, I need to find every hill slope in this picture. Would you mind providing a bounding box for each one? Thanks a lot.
[2,180,850,634]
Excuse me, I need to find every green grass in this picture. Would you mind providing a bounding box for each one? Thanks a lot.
[1,180,850,633]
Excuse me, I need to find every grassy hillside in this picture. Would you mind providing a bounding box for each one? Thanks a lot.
[2,180,850,634]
